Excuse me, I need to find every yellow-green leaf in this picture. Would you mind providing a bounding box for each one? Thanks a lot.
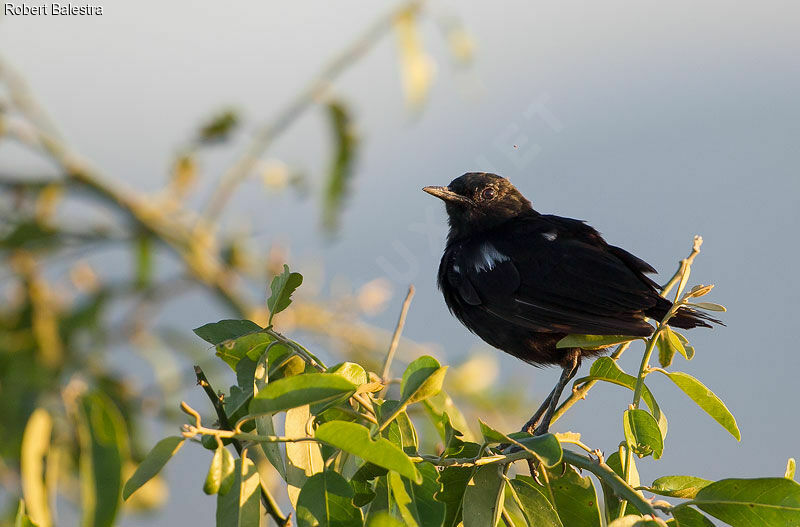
[21,409,52,527]
[657,370,740,441]
[556,334,640,350]
[315,421,420,483]
[623,409,664,459]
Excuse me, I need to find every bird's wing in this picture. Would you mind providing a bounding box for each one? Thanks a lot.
[449,219,657,336]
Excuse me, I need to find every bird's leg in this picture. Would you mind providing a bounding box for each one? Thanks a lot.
[533,350,581,436]
[520,386,557,435]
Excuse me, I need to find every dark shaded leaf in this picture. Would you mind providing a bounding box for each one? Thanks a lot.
[479,421,563,468]
[463,465,504,527]
[436,442,483,527]
[322,100,359,233]
[198,109,238,143]
[78,392,128,527]
[671,506,716,526]
[193,319,262,346]
[124,438,177,503]
[521,465,602,527]
[508,478,562,527]
[297,471,363,527]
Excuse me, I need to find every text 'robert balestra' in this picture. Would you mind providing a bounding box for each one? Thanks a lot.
[4,3,104,15]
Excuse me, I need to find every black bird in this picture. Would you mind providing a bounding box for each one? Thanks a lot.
[424,172,720,436]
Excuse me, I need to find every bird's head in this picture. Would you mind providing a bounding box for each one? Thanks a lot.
[423,173,533,237]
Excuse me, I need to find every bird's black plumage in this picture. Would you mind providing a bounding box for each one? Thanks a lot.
[424,173,720,434]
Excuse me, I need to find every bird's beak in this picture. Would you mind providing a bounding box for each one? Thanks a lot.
[422,186,474,206]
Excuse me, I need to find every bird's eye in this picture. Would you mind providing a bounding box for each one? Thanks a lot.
[481,188,496,201]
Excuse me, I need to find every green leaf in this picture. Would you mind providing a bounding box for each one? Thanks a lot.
[463,465,505,527]
[15,500,38,527]
[400,356,448,406]
[647,476,712,499]
[203,446,224,495]
[412,463,445,527]
[78,393,129,527]
[436,442,483,527]
[134,234,152,289]
[671,506,716,526]
[328,361,369,386]
[267,341,307,380]
[662,327,687,361]
[576,357,668,438]
[521,466,602,527]
[479,421,563,468]
[216,458,241,526]
[123,437,184,500]
[365,475,393,523]
[193,319,262,346]
[215,333,272,372]
[316,421,421,483]
[267,265,303,324]
[296,471,363,527]
[607,517,662,527]
[689,478,800,526]
[202,445,236,496]
[21,408,52,527]
[285,405,323,506]
[623,409,664,459]
[352,478,377,508]
[253,350,286,480]
[385,464,443,527]
[656,330,677,368]
[556,334,640,349]
[787,458,797,480]
[507,479,562,527]
[388,471,421,527]
[198,109,239,143]
[249,373,356,415]
[365,512,405,527]
[603,450,640,519]
[218,447,236,496]
[657,370,740,440]
[688,302,727,312]
[238,451,261,527]
[674,331,695,360]
[423,390,474,442]
[322,100,359,233]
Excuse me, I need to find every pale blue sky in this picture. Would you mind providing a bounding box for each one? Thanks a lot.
[2,1,799,525]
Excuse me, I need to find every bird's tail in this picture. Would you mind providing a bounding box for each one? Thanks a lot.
[667,306,724,329]
[647,297,724,329]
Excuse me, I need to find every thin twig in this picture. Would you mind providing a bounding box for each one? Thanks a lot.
[381,285,415,380]
[203,0,424,220]
[194,366,235,439]
[191,369,290,526]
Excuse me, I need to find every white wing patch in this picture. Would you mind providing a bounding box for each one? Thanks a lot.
[542,231,557,241]
[474,242,510,272]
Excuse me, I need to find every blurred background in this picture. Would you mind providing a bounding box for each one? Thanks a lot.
[1,1,798,525]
